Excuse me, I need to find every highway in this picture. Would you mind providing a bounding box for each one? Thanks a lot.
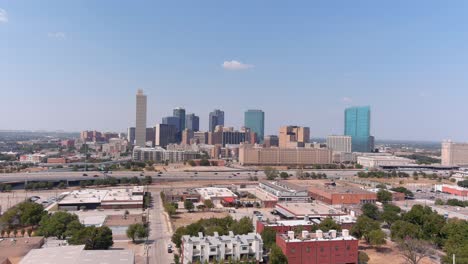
[0,169,360,183]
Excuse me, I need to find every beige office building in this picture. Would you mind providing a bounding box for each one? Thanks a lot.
[239,145,332,166]
[279,126,310,148]
[135,90,147,147]
[442,141,468,166]
[327,135,352,153]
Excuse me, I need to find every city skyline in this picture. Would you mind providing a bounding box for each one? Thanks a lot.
[2,1,468,141]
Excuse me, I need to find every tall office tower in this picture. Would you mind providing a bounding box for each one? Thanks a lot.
[244,110,265,143]
[279,126,310,148]
[155,124,177,148]
[146,127,155,147]
[135,90,147,147]
[326,135,352,152]
[264,135,279,147]
[185,113,200,132]
[162,116,181,132]
[173,107,186,132]
[344,106,373,152]
[441,140,468,166]
[209,109,224,132]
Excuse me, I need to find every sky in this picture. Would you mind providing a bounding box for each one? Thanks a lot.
[1,1,468,141]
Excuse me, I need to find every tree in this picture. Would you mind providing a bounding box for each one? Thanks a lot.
[368,229,386,248]
[37,211,82,239]
[391,187,414,198]
[126,223,148,242]
[231,217,254,235]
[269,244,288,264]
[184,200,195,212]
[458,180,468,188]
[164,203,177,217]
[362,204,380,220]
[381,204,401,227]
[199,159,211,166]
[390,220,421,241]
[358,251,370,264]
[261,227,276,250]
[377,190,393,204]
[187,160,196,167]
[397,238,434,264]
[279,172,290,180]
[317,217,342,232]
[0,202,46,229]
[441,218,468,264]
[351,216,381,243]
[264,167,279,180]
[203,200,214,210]
[68,226,113,250]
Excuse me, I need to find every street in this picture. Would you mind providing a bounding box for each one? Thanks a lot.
[147,190,173,264]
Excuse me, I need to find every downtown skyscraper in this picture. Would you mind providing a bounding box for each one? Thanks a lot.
[344,106,374,152]
[173,107,186,132]
[244,109,265,143]
[135,90,147,147]
[185,113,200,132]
[209,109,224,132]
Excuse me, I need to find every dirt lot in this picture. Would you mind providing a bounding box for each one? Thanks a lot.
[172,211,229,229]
[105,214,144,226]
[360,240,438,264]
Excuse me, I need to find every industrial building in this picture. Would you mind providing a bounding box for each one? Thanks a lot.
[195,187,238,206]
[258,181,310,204]
[308,185,377,205]
[181,232,263,264]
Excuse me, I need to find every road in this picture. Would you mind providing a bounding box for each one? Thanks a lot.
[148,190,173,264]
[0,169,360,183]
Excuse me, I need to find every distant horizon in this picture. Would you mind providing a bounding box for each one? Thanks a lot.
[2,2,468,141]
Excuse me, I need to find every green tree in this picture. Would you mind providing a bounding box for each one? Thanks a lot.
[390,220,421,241]
[377,189,393,204]
[37,211,82,239]
[264,167,279,180]
[358,251,370,264]
[397,238,434,264]
[231,217,254,235]
[269,244,288,264]
[317,217,342,232]
[126,223,148,242]
[368,229,386,248]
[68,226,113,250]
[351,216,381,243]
[199,159,211,166]
[184,200,195,212]
[279,172,290,180]
[381,204,401,227]
[187,160,196,166]
[362,204,380,220]
[441,218,468,264]
[203,200,214,210]
[164,203,177,217]
[261,227,277,250]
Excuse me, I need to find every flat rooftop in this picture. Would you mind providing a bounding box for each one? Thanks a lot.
[195,187,237,200]
[308,184,374,198]
[276,202,346,218]
[20,245,135,264]
[259,181,307,193]
[58,187,143,205]
[278,230,357,243]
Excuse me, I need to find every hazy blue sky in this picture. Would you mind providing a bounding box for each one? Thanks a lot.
[1,1,468,141]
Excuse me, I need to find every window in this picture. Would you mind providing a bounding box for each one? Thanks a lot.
[335,246,339,251]
[193,246,196,249]
[347,245,350,250]
[249,243,252,246]
[242,246,248,251]
[306,247,310,253]
[320,247,324,252]
[210,248,216,252]
[291,248,296,253]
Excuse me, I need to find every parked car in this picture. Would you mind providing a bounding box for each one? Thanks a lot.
[82,174,88,176]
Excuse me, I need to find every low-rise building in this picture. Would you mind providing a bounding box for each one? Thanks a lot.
[20,245,134,264]
[308,185,377,205]
[258,181,310,204]
[357,155,414,169]
[163,189,201,202]
[195,187,238,206]
[58,187,144,210]
[434,184,468,197]
[276,229,358,264]
[181,232,263,264]
[274,202,349,220]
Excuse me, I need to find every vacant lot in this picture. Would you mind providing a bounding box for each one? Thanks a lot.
[361,240,438,264]
[172,211,229,229]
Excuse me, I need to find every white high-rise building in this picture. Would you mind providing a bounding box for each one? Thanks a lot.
[327,135,352,153]
[135,90,147,147]
[442,140,468,166]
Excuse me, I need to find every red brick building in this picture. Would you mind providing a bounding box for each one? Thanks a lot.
[256,219,317,234]
[276,230,358,264]
[308,186,377,205]
[442,185,468,197]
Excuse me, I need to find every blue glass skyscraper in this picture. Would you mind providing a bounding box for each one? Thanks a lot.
[344,106,374,152]
[244,110,265,143]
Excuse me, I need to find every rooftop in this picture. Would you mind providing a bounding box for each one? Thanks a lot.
[182,232,261,245]
[19,245,135,264]
[276,202,346,218]
[278,229,357,243]
[58,187,144,205]
[195,187,237,200]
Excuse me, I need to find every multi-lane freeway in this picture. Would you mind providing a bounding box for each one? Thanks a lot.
[0,169,361,184]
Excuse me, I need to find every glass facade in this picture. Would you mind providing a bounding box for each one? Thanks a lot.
[209,109,224,132]
[344,106,373,152]
[244,110,265,143]
[173,107,186,131]
[185,113,200,132]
